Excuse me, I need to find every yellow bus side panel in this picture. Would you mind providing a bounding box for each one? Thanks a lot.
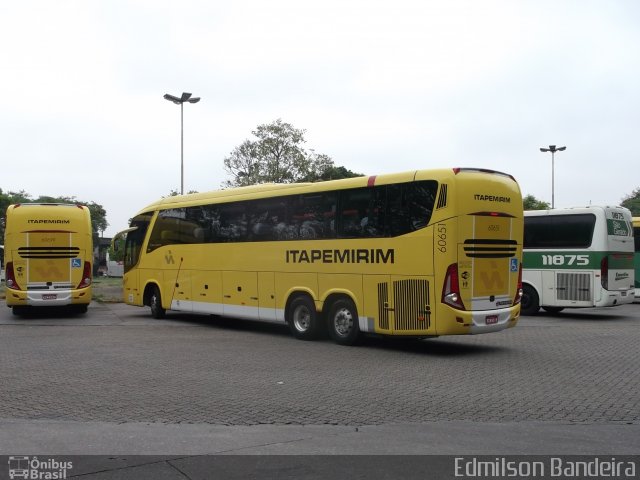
[275,272,319,311]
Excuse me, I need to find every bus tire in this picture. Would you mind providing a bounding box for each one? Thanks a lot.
[149,286,166,319]
[287,294,320,340]
[327,297,361,346]
[542,306,564,313]
[74,304,88,315]
[521,285,540,316]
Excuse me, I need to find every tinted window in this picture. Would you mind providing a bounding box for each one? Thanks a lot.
[247,197,288,241]
[338,188,376,238]
[147,208,203,252]
[144,180,438,246]
[217,203,247,242]
[634,227,640,253]
[388,181,438,236]
[290,193,337,240]
[124,213,152,272]
[524,214,596,249]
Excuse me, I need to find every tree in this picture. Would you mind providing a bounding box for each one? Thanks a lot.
[621,187,640,216]
[223,119,361,187]
[301,161,362,182]
[523,194,550,210]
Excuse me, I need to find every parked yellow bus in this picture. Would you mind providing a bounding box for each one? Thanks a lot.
[114,168,523,345]
[4,203,93,315]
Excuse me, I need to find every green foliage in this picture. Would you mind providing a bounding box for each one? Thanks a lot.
[0,189,108,243]
[223,119,361,187]
[621,187,640,216]
[108,237,125,262]
[165,189,199,197]
[523,194,550,211]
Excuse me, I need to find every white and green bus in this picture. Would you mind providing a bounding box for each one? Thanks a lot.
[521,206,635,315]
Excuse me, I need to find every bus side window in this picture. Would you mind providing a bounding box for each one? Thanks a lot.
[388,185,411,236]
[218,203,247,242]
[338,188,378,238]
[407,181,437,230]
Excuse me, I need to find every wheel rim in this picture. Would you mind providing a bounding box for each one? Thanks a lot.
[333,307,353,337]
[293,304,311,332]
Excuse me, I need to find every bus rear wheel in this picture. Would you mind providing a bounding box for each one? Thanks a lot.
[149,286,166,319]
[327,298,361,346]
[521,285,540,316]
[287,294,320,340]
[542,306,565,313]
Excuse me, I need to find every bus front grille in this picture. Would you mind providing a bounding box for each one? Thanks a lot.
[463,239,517,258]
[556,273,591,301]
[18,247,80,259]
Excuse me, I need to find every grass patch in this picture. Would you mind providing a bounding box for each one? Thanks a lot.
[92,276,124,303]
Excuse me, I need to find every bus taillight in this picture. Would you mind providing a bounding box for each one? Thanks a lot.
[77,262,92,289]
[5,262,21,290]
[513,264,523,305]
[442,263,466,310]
[601,255,609,290]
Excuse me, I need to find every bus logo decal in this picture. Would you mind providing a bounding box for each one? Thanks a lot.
[71,258,81,268]
[286,248,395,264]
[510,258,518,272]
[34,264,64,278]
[478,261,505,291]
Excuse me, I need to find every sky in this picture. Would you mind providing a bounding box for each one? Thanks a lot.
[1,0,639,237]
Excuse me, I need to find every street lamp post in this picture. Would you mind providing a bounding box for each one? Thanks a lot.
[163,92,201,195]
[539,144,566,209]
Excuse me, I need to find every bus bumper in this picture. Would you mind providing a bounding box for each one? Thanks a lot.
[5,286,92,307]
[436,305,520,335]
[601,289,636,306]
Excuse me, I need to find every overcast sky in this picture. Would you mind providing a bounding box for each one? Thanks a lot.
[1,0,639,236]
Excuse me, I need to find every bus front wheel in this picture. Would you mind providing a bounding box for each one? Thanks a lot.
[327,298,361,346]
[521,285,540,316]
[149,286,166,319]
[287,295,320,340]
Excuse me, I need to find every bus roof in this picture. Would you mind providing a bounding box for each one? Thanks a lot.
[135,167,519,215]
[525,205,631,217]
[5,203,91,224]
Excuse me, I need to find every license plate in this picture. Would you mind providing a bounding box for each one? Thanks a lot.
[485,315,498,325]
[42,294,57,300]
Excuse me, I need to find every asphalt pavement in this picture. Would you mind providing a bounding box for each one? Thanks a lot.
[0,300,639,478]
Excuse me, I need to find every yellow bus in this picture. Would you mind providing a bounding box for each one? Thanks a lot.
[4,203,93,315]
[114,168,523,345]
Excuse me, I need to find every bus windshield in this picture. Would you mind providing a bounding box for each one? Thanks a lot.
[124,213,153,273]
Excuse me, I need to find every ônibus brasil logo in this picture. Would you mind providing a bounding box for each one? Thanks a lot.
[7,456,73,479]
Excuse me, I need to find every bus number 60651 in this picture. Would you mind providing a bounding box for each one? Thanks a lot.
[436,224,447,253]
